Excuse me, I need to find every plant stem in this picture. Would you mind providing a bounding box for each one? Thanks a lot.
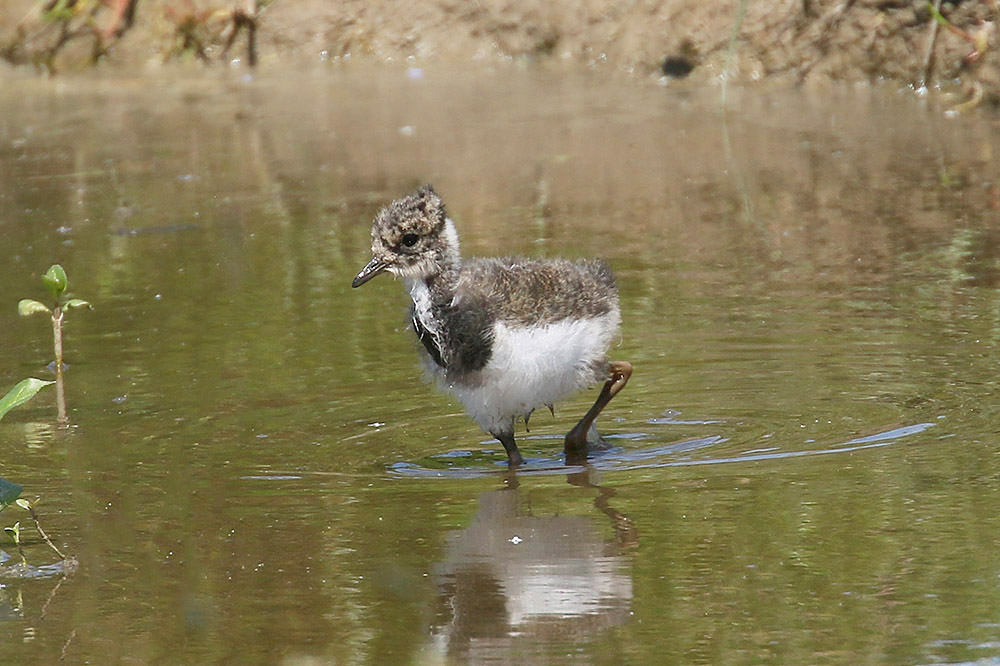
[55,372,67,423]
[52,307,67,423]
[26,504,67,561]
[721,0,748,108]
[8,529,27,566]
[920,0,943,89]
[52,307,64,369]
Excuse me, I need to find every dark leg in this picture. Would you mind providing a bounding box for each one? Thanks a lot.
[494,431,524,466]
[565,361,633,457]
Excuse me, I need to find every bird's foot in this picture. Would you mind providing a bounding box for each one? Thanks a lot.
[564,423,610,455]
[495,431,524,466]
[586,423,612,450]
[564,360,632,463]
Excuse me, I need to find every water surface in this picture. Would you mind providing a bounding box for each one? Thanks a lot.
[0,67,999,665]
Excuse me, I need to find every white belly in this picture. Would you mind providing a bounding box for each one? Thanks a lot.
[443,309,620,436]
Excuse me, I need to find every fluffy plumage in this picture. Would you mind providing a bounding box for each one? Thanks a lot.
[353,184,628,465]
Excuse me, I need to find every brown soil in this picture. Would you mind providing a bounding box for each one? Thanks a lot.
[1,1,997,102]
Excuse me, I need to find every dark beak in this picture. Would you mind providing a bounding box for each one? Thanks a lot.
[352,256,389,288]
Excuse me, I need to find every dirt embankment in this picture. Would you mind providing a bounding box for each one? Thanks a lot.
[1,1,997,100]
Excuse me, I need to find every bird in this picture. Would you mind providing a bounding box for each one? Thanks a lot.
[351,184,631,466]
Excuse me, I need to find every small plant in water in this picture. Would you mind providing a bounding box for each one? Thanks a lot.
[0,266,82,577]
[18,264,91,422]
[0,387,75,575]
[0,479,70,568]
[4,520,26,566]
[0,389,54,568]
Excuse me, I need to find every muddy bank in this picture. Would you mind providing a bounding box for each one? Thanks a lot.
[0,1,997,100]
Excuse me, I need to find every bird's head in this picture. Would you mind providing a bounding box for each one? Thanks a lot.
[352,184,460,288]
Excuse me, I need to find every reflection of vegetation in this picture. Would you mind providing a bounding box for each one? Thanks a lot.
[18,264,91,423]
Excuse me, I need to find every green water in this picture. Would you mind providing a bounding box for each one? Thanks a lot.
[1,68,998,665]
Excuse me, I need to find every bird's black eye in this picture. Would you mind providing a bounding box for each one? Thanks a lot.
[401,233,419,248]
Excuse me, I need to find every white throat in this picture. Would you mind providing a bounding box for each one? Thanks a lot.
[442,218,460,257]
[406,278,439,337]
[403,217,460,343]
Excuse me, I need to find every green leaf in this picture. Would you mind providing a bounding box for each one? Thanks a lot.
[42,0,75,22]
[41,264,68,299]
[0,378,55,422]
[0,478,23,506]
[18,299,51,316]
[927,2,946,25]
[15,499,31,511]
[63,298,91,310]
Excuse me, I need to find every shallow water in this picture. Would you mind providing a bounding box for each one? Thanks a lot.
[0,67,999,665]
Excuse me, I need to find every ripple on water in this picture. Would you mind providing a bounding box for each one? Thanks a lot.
[0,554,78,580]
[388,422,936,478]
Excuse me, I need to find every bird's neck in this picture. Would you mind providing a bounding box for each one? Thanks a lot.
[406,267,457,310]
[436,217,462,284]
[408,217,462,302]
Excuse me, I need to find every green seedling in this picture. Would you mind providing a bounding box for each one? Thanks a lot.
[0,483,68,565]
[14,498,67,561]
[0,478,26,565]
[18,264,92,370]
[18,264,91,423]
[4,520,26,566]
[0,378,54,421]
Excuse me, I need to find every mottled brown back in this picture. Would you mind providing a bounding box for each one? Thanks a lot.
[456,257,618,326]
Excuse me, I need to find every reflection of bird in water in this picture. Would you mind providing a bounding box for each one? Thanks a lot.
[352,185,632,466]
[568,468,639,551]
[428,472,637,663]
